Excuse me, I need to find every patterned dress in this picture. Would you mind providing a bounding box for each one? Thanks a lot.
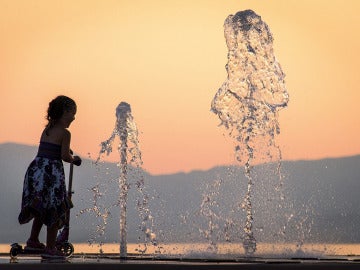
[18,142,72,228]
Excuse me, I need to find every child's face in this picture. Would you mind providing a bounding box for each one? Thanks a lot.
[62,106,77,127]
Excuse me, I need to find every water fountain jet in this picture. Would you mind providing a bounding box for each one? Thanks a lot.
[211,10,289,256]
[95,102,157,258]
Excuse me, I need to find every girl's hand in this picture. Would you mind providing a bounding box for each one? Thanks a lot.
[73,156,82,166]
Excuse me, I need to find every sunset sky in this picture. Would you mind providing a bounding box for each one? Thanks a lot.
[1,0,359,175]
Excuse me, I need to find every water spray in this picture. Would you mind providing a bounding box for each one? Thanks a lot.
[211,10,289,256]
[96,102,157,258]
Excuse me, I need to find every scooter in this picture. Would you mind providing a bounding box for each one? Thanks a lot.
[10,163,76,259]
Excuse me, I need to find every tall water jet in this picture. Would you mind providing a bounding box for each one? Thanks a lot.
[211,10,289,256]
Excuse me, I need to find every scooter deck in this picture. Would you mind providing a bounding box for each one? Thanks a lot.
[10,243,72,261]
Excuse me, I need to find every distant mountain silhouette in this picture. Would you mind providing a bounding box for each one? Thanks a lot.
[1,142,360,245]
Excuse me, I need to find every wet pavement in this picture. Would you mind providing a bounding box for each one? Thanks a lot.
[1,254,360,269]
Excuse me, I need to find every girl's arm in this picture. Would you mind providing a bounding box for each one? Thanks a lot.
[61,129,75,163]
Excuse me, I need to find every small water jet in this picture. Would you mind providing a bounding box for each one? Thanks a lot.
[199,179,222,253]
[211,10,289,256]
[93,102,157,258]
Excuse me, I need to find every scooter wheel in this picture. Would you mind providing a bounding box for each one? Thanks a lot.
[10,247,19,258]
[58,242,74,257]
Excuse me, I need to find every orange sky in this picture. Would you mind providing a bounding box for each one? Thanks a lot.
[1,0,359,175]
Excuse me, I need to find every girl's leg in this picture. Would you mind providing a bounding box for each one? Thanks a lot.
[43,224,65,257]
[46,224,58,250]
[29,217,43,243]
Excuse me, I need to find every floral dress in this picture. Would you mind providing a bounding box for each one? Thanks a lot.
[18,142,72,228]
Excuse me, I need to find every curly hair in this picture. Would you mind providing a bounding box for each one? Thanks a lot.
[45,95,76,133]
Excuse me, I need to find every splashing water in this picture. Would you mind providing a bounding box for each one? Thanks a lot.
[211,10,289,256]
[199,179,222,253]
[92,102,157,258]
